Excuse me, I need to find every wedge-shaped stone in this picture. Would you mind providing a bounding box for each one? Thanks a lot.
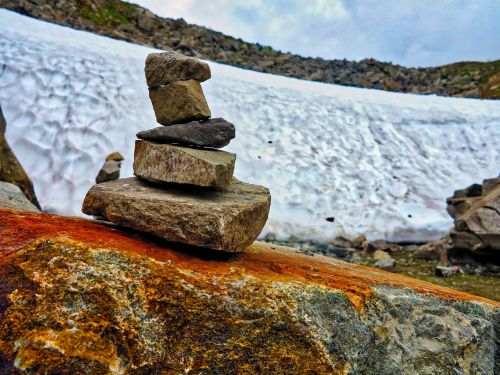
[145,51,211,88]
[82,177,271,252]
[149,80,211,126]
[137,118,235,148]
[134,141,235,187]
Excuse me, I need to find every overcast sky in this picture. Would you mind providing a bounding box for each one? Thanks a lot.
[132,0,500,67]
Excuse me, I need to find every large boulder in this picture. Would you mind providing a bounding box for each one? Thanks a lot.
[133,141,236,187]
[82,177,270,252]
[0,208,498,374]
[447,177,500,253]
[0,105,41,209]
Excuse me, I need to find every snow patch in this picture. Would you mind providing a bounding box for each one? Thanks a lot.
[0,9,499,242]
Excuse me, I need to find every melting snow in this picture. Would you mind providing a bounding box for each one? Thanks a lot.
[0,9,499,242]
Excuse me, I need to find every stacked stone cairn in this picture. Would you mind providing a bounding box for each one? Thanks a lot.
[83,51,271,252]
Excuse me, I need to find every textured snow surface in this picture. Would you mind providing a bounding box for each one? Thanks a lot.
[0,10,499,242]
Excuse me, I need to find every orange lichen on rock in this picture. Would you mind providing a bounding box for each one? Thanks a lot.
[0,208,498,373]
[0,208,496,310]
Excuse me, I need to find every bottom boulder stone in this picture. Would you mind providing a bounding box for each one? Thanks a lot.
[0,208,498,374]
[82,177,270,252]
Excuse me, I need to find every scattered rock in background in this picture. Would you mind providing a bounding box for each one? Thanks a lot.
[96,152,123,184]
[0,104,41,209]
[447,177,500,255]
[435,265,461,277]
[0,181,39,212]
[373,249,396,271]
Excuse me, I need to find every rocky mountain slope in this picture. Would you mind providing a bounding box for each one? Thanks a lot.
[2,0,499,99]
[0,207,498,373]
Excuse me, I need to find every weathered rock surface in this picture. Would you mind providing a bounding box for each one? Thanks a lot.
[82,177,270,252]
[0,105,41,209]
[0,208,498,374]
[0,181,39,212]
[447,177,500,253]
[134,141,235,187]
[145,51,211,87]
[137,118,235,148]
[95,160,122,184]
[149,80,211,125]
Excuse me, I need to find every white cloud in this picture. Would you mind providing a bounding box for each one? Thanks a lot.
[131,0,500,67]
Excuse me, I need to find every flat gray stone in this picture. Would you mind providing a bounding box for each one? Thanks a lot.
[82,177,271,252]
[133,141,235,187]
[0,181,39,212]
[145,51,211,88]
[149,80,211,126]
[137,118,235,148]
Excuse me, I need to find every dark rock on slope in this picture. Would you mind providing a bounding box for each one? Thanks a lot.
[137,118,235,148]
[1,0,498,98]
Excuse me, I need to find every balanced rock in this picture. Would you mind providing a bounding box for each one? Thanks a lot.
[82,177,271,252]
[137,118,235,148]
[149,80,211,125]
[145,51,211,88]
[134,141,235,187]
[0,181,39,212]
[1,208,498,374]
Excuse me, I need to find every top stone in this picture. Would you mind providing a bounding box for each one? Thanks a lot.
[145,51,211,88]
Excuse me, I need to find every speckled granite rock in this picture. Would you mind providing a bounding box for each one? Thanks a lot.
[149,80,211,125]
[133,141,235,187]
[145,51,211,88]
[0,182,39,212]
[137,118,235,148]
[82,177,270,252]
[0,208,498,374]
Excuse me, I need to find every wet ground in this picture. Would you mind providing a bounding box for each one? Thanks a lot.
[389,252,500,302]
[263,239,500,302]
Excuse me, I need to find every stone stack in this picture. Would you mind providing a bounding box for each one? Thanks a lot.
[83,51,271,252]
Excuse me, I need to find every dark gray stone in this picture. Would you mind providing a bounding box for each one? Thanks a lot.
[137,118,235,148]
[96,160,122,184]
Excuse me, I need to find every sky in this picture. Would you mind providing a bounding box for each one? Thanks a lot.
[132,0,500,68]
